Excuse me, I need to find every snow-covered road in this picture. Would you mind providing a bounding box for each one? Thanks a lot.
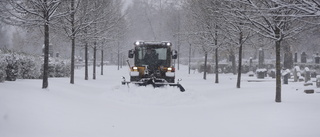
[1,65,320,137]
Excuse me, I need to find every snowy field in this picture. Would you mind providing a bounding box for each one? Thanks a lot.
[1,65,320,137]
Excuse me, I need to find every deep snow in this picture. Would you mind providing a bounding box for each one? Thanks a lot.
[1,65,320,137]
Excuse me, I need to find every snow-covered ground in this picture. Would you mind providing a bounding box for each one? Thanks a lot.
[1,65,320,137]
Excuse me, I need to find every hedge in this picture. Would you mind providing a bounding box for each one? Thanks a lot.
[0,50,70,82]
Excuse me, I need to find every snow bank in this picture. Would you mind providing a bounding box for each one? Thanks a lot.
[256,68,267,72]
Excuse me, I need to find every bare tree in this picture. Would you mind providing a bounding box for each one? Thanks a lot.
[185,0,225,82]
[282,0,320,17]
[0,0,68,89]
[59,0,101,82]
[226,0,310,102]
[82,0,126,79]
[221,1,253,88]
[58,0,124,82]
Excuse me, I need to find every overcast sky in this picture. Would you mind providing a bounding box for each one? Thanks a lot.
[123,0,133,10]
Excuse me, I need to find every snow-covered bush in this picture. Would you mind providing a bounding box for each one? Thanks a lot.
[5,54,19,81]
[54,61,70,77]
[17,55,41,79]
[40,59,71,78]
[48,62,55,77]
[0,53,7,82]
[0,50,70,82]
[54,62,64,77]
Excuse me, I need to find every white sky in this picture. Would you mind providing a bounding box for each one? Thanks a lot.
[123,0,133,10]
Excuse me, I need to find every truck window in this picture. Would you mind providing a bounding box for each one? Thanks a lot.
[134,46,170,67]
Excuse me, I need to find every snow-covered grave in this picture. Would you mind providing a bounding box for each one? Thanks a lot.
[1,65,320,137]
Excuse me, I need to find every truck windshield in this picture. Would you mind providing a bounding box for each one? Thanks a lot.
[134,46,171,67]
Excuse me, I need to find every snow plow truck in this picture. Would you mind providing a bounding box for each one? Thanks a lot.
[122,41,185,92]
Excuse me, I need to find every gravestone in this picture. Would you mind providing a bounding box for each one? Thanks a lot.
[282,69,290,84]
[256,69,266,79]
[293,66,300,82]
[301,52,307,63]
[315,53,320,64]
[304,67,311,82]
[248,71,254,77]
[304,89,314,94]
[317,76,320,88]
[284,52,293,69]
[258,48,264,68]
[311,71,317,78]
[269,69,275,78]
[304,83,313,86]
[249,57,253,71]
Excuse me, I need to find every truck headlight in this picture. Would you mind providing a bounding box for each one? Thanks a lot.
[135,41,140,46]
[167,67,175,72]
[133,67,138,71]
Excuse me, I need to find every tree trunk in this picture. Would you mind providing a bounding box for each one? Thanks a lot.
[275,39,282,102]
[42,18,49,89]
[283,43,293,69]
[120,54,123,69]
[203,52,208,80]
[237,32,243,88]
[230,51,236,75]
[215,48,219,83]
[70,37,75,84]
[101,49,104,75]
[93,44,96,80]
[70,0,75,84]
[85,42,88,80]
[117,44,120,70]
[177,41,180,70]
[188,43,191,74]
[236,45,243,88]
[214,25,219,84]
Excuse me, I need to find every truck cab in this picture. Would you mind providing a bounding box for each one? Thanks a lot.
[128,41,177,83]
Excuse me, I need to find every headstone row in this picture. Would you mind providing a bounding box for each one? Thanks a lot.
[294,52,320,64]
